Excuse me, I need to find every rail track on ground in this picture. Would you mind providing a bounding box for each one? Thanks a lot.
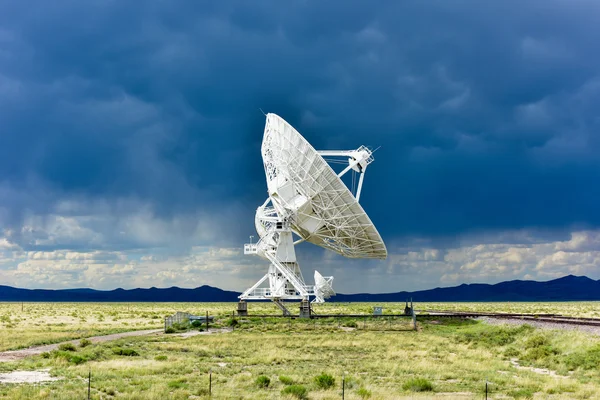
[420,310,600,327]
[241,311,600,327]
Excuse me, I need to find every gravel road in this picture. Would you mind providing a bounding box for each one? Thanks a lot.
[0,329,163,362]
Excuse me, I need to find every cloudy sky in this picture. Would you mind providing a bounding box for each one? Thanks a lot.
[1,1,600,293]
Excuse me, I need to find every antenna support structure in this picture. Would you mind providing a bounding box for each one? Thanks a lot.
[240,114,386,316]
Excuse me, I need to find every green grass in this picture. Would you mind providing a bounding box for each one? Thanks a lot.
[0,302,599,399]
[281,384,308,399]
[255,375,270,388]
[314,372,335,389]
[403,377,433,392]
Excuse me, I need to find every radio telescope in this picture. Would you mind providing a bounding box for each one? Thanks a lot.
[240,113,387,316]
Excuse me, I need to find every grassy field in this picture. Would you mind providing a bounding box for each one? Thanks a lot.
[0,302,599,399]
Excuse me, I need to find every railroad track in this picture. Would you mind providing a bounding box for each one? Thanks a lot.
[239,311,600,327]
[420,310,600,327]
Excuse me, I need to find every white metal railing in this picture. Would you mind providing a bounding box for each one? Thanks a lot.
[244,243,258,254]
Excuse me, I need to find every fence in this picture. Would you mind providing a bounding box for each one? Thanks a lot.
[164,311,214,331]
[164,312,191,330]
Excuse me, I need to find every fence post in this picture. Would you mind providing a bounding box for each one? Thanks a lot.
[342,372,345,400]
[209,368,212,397]
[206,311,209,332]
[88,370,91,400]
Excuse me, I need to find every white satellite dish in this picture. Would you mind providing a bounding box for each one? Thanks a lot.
[241,113,387,315]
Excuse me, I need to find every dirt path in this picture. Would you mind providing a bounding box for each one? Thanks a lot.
[0,329,163,362]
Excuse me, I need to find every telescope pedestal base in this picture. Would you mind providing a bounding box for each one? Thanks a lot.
[299,299,311,319]
[237,301,248,317]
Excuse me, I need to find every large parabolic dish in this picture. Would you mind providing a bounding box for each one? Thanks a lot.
[241,113,387,313]
[262,114,387,259]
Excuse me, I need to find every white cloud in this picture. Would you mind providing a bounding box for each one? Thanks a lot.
[0,229,599,293]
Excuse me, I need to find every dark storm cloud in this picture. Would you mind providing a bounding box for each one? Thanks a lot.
[1,0,600,246]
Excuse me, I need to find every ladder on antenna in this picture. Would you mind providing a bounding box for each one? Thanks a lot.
[263,250,310,298]
[299,299,312,319]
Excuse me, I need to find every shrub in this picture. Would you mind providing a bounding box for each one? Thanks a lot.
[565,345,600,370]
[344,321,358,328]
[79,339,92,348]
[167,379,187,389]
[41,352,50,359]
[226,318,239,327]
[154,355,168,361]
[279,375,294,385]
[68,355,86,365]
[508,387,535,399]
[112,347,139,356]
[504,346,521,358]
[357,387,372,399]
[403,378,433,392]
[521,334,560,362]
[165,327,176,334]
[58,343,77,352]
[255,375,270,388]
[171,322,189,331]
[191,320,204,328]
[282,385,308,399]
[314,373,335,389]
[457,325,533,347]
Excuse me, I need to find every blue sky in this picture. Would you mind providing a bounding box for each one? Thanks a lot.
[1,1,600,293]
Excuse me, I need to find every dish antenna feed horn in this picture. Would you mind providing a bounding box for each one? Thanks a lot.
[240,113,387,317]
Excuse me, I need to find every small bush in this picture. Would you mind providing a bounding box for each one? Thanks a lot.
[457,325,533,347]
[171,322,189,331]
[68,355,86,365]
[344,321,358,328]
[167,379,187,389]
[279,375,294,385]
[314,373,335,389]
[504,346,521,358]
[255,375,270,388]
[79,339,92,348]
[58,343,77,352]
[41,352,50,359]
[282,385,308,399]
[508,387,535,399]
[154,355,168,361]
[357,387,372,399]
[165,327,176,334]
[112,347,139,356]
[565,345,600,370]
[403,377,433,392]
[191,320,204,328]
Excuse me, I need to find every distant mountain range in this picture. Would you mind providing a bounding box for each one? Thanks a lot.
[0,275,598,302]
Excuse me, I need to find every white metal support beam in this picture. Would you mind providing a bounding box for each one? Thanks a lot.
[355,170,366,202]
